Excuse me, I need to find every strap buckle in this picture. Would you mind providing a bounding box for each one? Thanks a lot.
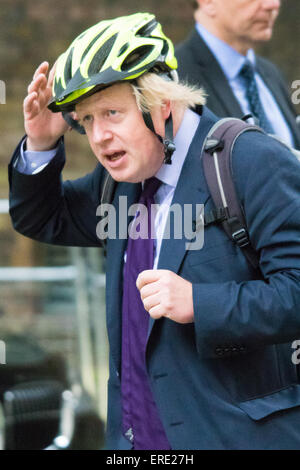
[204,138,224,155]
[163,140,176,164]
[232,228,250,248]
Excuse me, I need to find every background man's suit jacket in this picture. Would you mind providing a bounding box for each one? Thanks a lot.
[8,107,300,449]
[176,29,300,149]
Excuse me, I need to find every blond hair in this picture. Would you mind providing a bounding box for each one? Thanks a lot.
[131,72,206,114]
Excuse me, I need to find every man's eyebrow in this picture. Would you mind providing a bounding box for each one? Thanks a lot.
[75,99,122,117]
[75,109,91,121]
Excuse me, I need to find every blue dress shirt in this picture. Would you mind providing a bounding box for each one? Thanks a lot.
[196,23,295,147]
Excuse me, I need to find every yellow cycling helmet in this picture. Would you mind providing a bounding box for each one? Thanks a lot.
[48,12,178,113]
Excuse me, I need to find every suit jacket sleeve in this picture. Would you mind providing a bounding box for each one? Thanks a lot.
[8,137,104,247]
[193,132,300,358]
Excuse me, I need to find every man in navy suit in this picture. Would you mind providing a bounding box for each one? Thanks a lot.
[176,0,300,148]
[8,13,300,449]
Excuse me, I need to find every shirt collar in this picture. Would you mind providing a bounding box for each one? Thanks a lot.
[155,107,201,188]
[195,23,256,80]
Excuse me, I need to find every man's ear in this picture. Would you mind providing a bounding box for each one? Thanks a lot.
[162,100,171,120]
[197,0,216,17]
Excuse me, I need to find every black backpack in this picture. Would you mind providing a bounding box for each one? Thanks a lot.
[99,117,299,268]
[202,118,262,270]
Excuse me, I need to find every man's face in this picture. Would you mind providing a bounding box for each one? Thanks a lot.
[205,0,280,51]
[75,83,165,183]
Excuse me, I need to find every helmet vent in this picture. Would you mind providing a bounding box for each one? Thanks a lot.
[81,26,109,62]
[160,40,169,57]
[64,47,74,87]
[87,33,118,75]
[121,45,154,72]
[118,43,129,57]
[136,19,157,37]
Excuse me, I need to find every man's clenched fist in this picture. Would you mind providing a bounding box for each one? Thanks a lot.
[136,269,194,324]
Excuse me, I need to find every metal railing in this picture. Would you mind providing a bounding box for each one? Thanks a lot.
[0,200,108,422]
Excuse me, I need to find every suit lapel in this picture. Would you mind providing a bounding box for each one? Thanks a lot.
[148,107,216,338]
[257,58,300,148]
[179,30,300,148]
[187,31,244,117]
[106,181,141,373]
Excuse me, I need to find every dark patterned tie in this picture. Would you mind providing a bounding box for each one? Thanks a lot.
[121,176,171,450]
[239,60,274,134]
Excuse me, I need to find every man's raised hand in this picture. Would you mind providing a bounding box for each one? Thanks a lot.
[24,61,69,151]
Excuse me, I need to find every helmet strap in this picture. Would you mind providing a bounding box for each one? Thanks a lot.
[62,111,86,135]
[62,108,177,165]
[163,114,176,164]
[142,111,176,165]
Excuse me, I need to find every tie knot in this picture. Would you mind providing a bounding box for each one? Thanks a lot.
[239,60,255,82]
[142,177,162,200]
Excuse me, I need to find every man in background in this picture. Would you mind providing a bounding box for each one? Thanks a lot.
[176,0,300,148]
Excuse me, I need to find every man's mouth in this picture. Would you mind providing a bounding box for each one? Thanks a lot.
[105,151,126,161]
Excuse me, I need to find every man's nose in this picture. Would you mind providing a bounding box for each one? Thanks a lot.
[261,0,281,10]
[91,122,113,144]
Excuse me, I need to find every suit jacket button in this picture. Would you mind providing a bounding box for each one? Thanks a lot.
[215,347,224,356]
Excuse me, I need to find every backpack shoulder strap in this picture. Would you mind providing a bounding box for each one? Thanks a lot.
[99,170,118,250]
[100,170,118,207]
[202,118,263,270]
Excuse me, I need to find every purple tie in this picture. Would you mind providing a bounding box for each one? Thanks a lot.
[121,177,171,450]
